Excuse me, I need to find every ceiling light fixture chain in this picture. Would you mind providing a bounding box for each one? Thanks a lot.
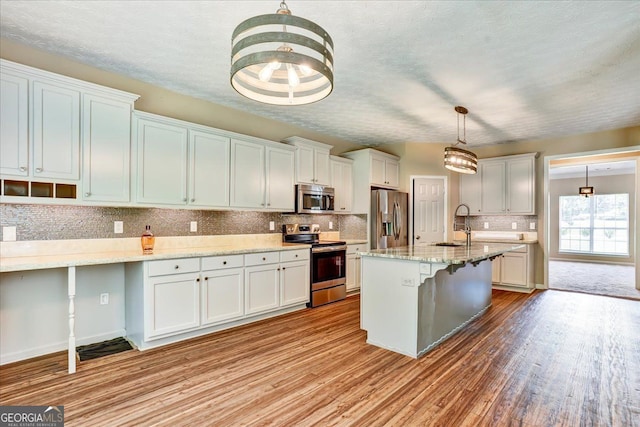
[444,106,477,174]
[230,0,334,105]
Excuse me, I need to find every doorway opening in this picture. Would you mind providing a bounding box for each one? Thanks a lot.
[545,148,639,300]
[410,176,447,245]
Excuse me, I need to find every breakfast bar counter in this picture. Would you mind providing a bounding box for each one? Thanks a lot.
[359,242,524,358]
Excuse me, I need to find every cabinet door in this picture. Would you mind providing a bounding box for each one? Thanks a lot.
[190,130,230,207]
[32,81,81,180]
[314,148,331,185]
[280,260,309,306]
[500,253,527,287]
[370,155,386,186]
[136,117,188,204]
[480,161,506,213]
[82,94,132,202]
[346,253,362,292]
[385,159,400,188]
[201,267,244,325]
[230,139,265,208]
[146,272,200,339]
[295,144,315,184]
[491,256,501,284]
[331,161,353,213]
[0,72,29,177]
[266,146,295,210]
[459,171,482,214]
[506,157,535,214]
[245,264,280,315]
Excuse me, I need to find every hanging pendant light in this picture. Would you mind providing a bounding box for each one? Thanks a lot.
[444,106,478,174]
[579,165,594,197]
[230,0,334,105]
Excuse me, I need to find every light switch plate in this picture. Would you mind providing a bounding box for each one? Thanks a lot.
[114,221,123,234]
[329,221,333,230]
[269,221,275,231]
[511,222,518,230]
[2,226,16,242]
[530,222,536,230]
[190,221,198,232]
[484,222,489,229]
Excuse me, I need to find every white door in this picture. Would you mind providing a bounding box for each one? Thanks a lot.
[82,94,132,202]
[266,146,295,210]
[413,177,446,245]
[32,81,81,180]
[189,130,230,207]
[0,72,29,176]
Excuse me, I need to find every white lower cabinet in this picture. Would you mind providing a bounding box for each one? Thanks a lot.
[201,254,244,326]
[346,244,364,292]
[491,244,534,291]
[129,249,310,349]
[145,258,201,340]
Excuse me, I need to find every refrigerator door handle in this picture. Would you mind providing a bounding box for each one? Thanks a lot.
[393,201,401,240]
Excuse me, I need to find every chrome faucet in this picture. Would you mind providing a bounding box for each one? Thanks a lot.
[453,203,472,246]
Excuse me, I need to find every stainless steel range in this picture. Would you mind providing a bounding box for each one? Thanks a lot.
[283,224,347,307]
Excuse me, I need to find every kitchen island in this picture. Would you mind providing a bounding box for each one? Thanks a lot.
[359,242,524,358]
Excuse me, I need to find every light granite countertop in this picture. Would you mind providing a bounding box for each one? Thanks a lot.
[0,235,310,273]
[358,242,525,265]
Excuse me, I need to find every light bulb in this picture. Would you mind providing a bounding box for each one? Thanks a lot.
[299,64,313,76]
[287,63,300,87]
[258,60,281,82]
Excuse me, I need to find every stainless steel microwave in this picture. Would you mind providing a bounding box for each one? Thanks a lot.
[296,184,335,214]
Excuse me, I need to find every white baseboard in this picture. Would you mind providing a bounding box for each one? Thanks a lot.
[0,329,126,365]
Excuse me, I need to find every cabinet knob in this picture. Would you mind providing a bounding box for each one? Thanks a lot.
[267,203,271,206]
[196,277,200,282]
[84,192,91,197]
[204,277,208,281]
[175,265,180,270]
[35,167,43,173]
[191,198,195,202]
[223,261,227,265]
[295,254,298,258]
[416,235,421,240]
[19,166,27,172]
[183,198,188,202]
[282,267,286,270]
[262,257,266,261]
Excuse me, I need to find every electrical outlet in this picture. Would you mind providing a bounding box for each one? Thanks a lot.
[530,222,536,230]
[190,221,198,232]
[2,226,16,241]
[401,278,414,287]
[269,221,275,231]
[511,222,518,230]
[329,221,333,230]
[114,221,123,234]
[100,293,109,305]
[484,222,489,229]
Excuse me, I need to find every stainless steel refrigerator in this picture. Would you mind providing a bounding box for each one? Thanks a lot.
[371,189,408,249]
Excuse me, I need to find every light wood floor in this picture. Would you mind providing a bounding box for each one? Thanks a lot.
[1,290,639,426]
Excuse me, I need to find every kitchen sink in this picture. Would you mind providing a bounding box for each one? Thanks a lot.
[434,242,464,247]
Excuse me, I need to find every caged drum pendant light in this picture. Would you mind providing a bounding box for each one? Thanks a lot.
[444,106,478,174]
[230,0,334,105]
[579,165,594,197]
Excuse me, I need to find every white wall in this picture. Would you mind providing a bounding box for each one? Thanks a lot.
[0,264,125,364]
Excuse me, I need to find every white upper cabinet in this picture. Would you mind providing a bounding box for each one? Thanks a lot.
[32,81,81,180]
[370,151,399,188]
[82,94,134,203]
[283,136,332,186]
[459,153,536,215]
[136,114,189,205]
[265,145,295,211]
[230,138,295,211]
[189,130,230,207]
[0,71,29,177]
[134,112,231,208]
[330,156,353,213]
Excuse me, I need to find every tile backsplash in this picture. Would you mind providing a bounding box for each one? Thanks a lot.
[0,204,367,241]
[457,215,539,232]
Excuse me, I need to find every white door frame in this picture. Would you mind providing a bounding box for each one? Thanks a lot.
[409,175,448,246]
[543,145,640,289]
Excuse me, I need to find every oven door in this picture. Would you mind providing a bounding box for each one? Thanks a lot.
[311,246,346,291]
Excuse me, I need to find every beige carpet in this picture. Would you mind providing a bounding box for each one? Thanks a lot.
[549,260,639,301]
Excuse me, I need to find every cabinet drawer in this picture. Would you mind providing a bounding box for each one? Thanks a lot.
[201,254,244,270]
[347,245,365,254]
[280,249,309,262]
[245,251,279,266]
[148,258,200,277]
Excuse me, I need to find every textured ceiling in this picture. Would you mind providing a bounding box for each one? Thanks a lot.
[1,1,639,147]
